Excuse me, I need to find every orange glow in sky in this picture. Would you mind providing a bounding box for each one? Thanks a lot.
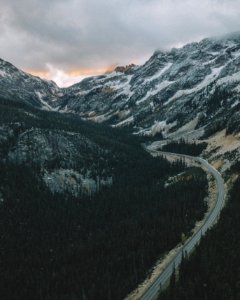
[69,65,117,76]
[24,65,118,87]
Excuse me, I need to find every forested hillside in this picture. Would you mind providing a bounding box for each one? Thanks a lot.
[159,176,240,300]
[161,139,207,156]
[0,98,208,299]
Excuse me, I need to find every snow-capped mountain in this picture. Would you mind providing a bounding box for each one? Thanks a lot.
[56,33,240,138]
[0,59,63,109]
[1,33,240,138]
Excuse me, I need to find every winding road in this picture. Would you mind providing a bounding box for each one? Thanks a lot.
[139,151,225,300]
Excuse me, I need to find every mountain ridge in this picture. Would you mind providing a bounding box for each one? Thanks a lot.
[1,33,240,140]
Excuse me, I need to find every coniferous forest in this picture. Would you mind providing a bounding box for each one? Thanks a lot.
[0,98,208,299]
[159,177,240,300]
[161,139,207,156]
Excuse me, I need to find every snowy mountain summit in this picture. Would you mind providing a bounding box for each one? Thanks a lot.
[0,59,62,109]
[1,33,240,137]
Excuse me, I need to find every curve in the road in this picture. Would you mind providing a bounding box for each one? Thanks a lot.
[140,152,225,300]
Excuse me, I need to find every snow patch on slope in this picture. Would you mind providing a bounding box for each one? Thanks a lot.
[136,81,173,105]
[35,91,53,111]
[135,120,177,137]
[114,116,134,127]
[144,63,173,83]
[168,116,200,140]
[165,66,224,106]
[0,69,8,77]
[217,71,240,86]
[113,75,134,100]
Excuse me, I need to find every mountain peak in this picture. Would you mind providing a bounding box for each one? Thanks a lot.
[0,58,62,109]
[1,33,240,139]
[115,64,136,74]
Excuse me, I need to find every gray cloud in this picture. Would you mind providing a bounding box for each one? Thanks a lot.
[1,0,240,73]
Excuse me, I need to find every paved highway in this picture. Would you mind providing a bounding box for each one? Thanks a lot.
[140,151,225,300]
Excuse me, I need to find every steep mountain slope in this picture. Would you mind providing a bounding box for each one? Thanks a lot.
[56,33,240,138]
[1,33,240,177]
[0,98,137,197]
[1,33,240,140]
[0,59,63,109]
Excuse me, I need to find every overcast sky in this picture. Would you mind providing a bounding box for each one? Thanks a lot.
[1,0,240,86]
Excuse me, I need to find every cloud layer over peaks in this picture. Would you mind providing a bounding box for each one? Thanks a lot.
[1,0,240,86]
